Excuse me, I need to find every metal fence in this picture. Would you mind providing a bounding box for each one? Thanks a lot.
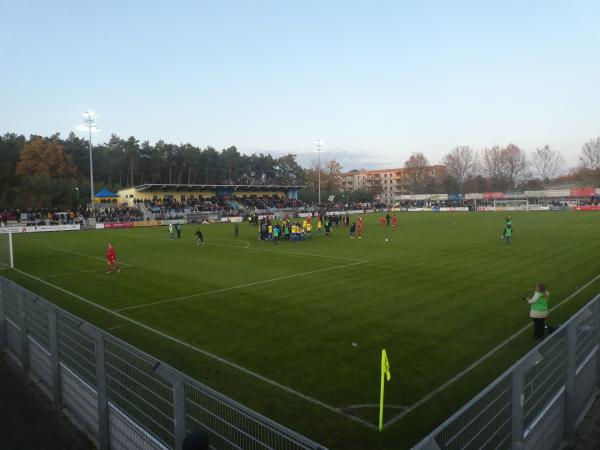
[0,276,328,450]
[412,293,600,450]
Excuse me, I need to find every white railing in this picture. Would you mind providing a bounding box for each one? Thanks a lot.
[0,277,328,450]
[412,294,600,450]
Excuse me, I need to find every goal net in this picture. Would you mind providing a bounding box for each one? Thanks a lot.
[493,199,530,211]
[0,231,14,269]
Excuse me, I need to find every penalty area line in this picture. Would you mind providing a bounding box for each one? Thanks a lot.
[8,266,376,430]
[383,272,600,429]
[48,247,134,267]
[114,260,370,312]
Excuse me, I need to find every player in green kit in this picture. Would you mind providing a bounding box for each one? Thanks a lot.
[501,224,513,244]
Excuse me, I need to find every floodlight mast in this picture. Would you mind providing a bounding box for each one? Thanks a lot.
[83,112,96,205]
[315,139,324,204]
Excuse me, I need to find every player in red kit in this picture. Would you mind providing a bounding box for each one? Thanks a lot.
[357,216,363,239]
[391,214,398,227]
[105,243,120,274]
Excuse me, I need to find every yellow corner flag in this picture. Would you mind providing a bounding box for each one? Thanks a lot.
[379,349,391,431]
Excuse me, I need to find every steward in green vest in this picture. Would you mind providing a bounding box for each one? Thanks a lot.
[525,283,549,338]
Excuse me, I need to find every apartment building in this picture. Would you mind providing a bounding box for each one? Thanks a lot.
[339,165,446,205]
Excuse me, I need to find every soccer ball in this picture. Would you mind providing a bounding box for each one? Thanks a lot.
[385,238,389,242]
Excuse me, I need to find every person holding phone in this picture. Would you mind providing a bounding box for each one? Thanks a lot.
[524,283,549,338]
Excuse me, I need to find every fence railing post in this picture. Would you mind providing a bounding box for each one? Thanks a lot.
[511,363,525,450]
[0,278,6,349]
[596,298,600,393]
[18,287,30,372]
[511,349,544,450]
[48,306,61,407]
[154,362,187,450]
[565,319,578,447]
[80,323,110,450]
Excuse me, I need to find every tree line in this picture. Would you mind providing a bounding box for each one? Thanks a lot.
[0,132,308,209]
[1,131,599,208]
[403,138,600,194]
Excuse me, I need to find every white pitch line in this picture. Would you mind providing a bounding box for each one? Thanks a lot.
[210,238,251,249]
[125,234,367,263]
[340,404,407,410]
[9,267,376,430]
[48,247,134,267]
[213,242,369,263]
[383,272,600,429]
[114,260,369,312]
[41,268,104,278]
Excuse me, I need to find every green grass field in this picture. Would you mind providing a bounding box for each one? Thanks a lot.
[3,211,600,450]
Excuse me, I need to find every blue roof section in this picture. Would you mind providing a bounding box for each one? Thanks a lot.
[95,188,119,198]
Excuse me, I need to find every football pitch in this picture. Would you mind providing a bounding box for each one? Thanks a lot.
[3,211,600,450]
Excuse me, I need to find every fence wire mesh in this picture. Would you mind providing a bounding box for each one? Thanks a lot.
[3,283,19,323]
[104,337,175,449]
[523,328,567,427]
[57,310,97,386]
[414,294,600,450]
[432,375,511,450]
[25,291,49,350]
[576,303,598,368]
[0,277,327,450]
[0,277,325,450]
[185,381,324,450]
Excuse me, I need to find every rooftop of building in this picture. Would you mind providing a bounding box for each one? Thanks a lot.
[124,184,304,192]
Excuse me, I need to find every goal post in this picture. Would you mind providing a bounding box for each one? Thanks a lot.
[0,231,14,269]
[493,199,529,211]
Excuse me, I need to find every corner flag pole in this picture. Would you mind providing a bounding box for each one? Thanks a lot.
[379,349,391,431]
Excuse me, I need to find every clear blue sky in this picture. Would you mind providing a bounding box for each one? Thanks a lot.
[1,0,599,170]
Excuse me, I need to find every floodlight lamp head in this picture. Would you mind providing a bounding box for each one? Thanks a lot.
[315,139,324,152]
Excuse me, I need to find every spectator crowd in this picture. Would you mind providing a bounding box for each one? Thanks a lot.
[1,208,88,226]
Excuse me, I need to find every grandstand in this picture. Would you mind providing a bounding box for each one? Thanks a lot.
[118,184,302,206]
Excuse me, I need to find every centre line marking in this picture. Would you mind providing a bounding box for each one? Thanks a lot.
[6,267,376,430]
[114,260,369,312]
[48,247,134,266]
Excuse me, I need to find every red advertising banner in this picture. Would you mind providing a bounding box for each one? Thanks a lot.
[103,222,135,229]
[570,188,595,197]
[133,220,161,227]
[574,206,600,211]
[483,192,504,200]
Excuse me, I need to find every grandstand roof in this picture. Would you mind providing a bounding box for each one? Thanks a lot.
[131,184,304,192]
[95,187,119,197]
